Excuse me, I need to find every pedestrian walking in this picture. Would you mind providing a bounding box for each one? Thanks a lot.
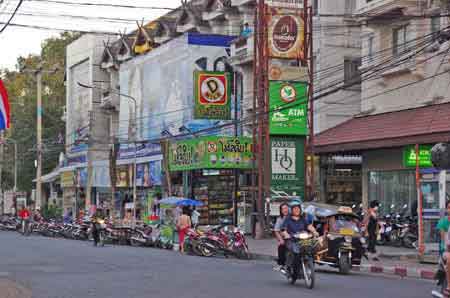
[177,206,191,254]
[437,201,450,256]
[273,202,289,271]
[364,200,380,261]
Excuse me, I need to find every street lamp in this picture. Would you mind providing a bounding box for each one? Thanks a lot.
[77,82,138,227]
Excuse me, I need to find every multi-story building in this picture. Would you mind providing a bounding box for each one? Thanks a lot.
[314,0,450,250]
[63,34,112,215]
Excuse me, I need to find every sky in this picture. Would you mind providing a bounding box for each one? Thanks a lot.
[0,0,180,70]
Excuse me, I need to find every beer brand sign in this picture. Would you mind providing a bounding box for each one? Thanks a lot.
[267,8,305,60]
[194,71,231,120]
[271,136,305,196]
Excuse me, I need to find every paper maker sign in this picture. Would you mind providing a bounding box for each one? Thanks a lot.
[272,146,296,174]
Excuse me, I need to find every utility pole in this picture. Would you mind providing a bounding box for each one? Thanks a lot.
[23,64,58,210]
[36,69,42,210]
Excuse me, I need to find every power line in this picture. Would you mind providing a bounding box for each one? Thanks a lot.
[0,0,23,34]
[26,0,176,10]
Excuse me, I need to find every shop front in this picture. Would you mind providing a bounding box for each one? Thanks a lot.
[314,103,450,253]
[168,136,254,226]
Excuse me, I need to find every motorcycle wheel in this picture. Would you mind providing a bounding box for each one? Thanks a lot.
[234,246,251,260]
[338,252,351,275]
[130,238,142,247]
[303,258,315,289]
[288,268,297,285]
[403,236,416,249]
[198,243,216,257]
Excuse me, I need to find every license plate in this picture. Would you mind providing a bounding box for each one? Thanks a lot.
[340,228,354,236]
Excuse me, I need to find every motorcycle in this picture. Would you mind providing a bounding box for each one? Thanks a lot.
[130,224,156,247]
[284,232,318,289]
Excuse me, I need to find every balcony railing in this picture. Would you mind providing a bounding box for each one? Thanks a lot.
[356,0,426,17]
[229,34,254,65]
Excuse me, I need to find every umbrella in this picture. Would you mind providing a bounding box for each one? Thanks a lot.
[159,197,186,205]
[176,199,204,207]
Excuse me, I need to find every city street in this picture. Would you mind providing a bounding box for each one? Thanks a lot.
[0,232,432,298]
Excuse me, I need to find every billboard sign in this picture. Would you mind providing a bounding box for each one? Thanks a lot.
[403,145,433,168]
[267,8,305,60]
[271,136,305,196]
[194,71,231,120]
[269,81,308,135]
[169,136,253,171]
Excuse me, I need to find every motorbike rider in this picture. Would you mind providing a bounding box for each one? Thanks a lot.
[18,206,31,235]
[90,211,103,247]
[281,202,319,270]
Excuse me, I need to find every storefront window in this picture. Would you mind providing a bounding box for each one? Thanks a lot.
[368,170,417,216]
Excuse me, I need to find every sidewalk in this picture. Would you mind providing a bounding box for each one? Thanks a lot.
[247,238,437,280]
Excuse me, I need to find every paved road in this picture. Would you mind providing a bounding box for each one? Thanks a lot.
[0,232,433,298]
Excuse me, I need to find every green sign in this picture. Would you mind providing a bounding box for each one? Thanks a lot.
[270,136,305,196]
[194,71,232,120]
[169,136,253,171]
[269,81,308,135]
[403,145,433,168]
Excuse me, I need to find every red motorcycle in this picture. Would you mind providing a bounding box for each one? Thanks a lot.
[203,225,251,259]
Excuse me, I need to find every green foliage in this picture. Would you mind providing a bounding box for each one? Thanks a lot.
[41,203,63,220]
[1,32,81,192]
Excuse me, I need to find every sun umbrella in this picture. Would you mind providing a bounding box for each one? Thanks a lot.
[176,199,204,207]
[158,197,186,205]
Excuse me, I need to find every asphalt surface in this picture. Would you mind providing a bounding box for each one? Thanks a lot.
[0,231,434,298]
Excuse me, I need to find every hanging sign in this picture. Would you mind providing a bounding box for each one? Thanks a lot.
[267,8,305,60]
[269,81,308,135]
[403,145,433,168]
[194,71,231,120]
[270,136,305,196]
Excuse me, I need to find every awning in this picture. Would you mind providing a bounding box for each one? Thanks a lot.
[33,168,60,183]
[314,103,450,154]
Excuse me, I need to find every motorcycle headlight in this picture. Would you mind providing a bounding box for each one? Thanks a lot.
[298,232,311,240]
[360,237,366,244]
[345,236,352,243]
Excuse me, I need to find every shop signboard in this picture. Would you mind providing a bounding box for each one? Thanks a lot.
[194,71,231,120]
[75,168,88,187]
[267,8,305,60]
[403,145,433,168]
[269,81,308,135]
[169,136,253,171]
[61,171,75,188]
[270,136,305,196]
[266,0,303,9]
[269,62,308,81]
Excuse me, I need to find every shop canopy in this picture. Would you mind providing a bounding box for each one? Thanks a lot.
[314,102,450,154]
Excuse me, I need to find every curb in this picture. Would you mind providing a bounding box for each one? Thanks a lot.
[251,252,436,281]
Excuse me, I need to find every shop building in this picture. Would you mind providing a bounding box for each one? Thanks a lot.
[314,102,450,249]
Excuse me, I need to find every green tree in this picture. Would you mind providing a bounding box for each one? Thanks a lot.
[1,32,81,193]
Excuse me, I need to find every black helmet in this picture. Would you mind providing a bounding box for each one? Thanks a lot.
[369,200,380,209]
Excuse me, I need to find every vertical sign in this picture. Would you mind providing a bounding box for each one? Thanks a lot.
[270,136,305,196]
[267,7,305,60]
[194,71,231,120]
[269,81,308,135]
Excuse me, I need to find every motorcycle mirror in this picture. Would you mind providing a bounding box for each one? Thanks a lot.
[352,204,356,209]
[403,204,408,209]
[390,204,395,209]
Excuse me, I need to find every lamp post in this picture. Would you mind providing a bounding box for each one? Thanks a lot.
[77,82,137,226]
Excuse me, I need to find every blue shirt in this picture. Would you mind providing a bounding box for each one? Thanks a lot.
[281,216,309,236]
